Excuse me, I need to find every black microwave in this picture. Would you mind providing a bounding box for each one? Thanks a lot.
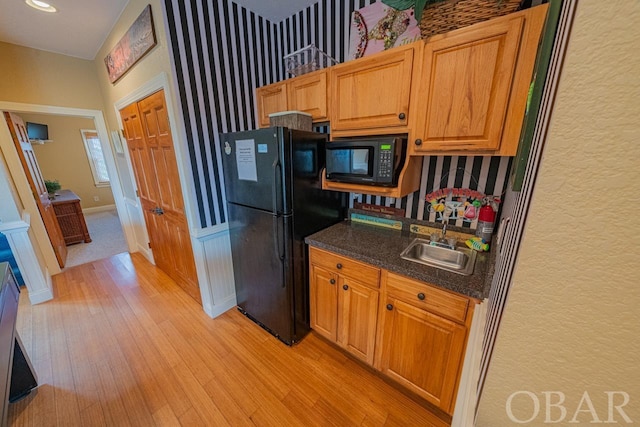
[325,137,406,186]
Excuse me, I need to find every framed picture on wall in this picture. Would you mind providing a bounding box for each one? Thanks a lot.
[104,5,157,84]
[110,130,124,154]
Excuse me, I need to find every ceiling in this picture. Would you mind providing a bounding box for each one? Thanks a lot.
[0,0,320,61]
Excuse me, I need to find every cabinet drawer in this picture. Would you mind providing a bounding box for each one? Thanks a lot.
[53,203,78,215]
[309,247,380,288]
[385,272,469,323]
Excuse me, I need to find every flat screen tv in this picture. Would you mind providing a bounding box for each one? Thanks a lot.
[26,122,49,141]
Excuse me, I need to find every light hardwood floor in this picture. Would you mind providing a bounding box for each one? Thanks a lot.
[8,253,450,426]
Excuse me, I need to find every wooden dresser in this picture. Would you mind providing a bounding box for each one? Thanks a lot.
[51,190,91,245]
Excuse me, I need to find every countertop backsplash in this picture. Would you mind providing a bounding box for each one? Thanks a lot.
[343,155,512,230]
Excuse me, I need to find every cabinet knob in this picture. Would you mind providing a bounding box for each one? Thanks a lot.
[330,279,336,285]
[417,293,426,301]
[398,112,406,120]
[415,139,422,146]
[336,263,343,269]
[343,284,349,291]
[386,304,393,311]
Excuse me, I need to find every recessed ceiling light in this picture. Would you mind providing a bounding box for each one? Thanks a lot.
[25,0,57,13]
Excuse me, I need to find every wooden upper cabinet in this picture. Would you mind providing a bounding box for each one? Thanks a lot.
[409,5,548,155]
[330,43,417,136]
[411,16,524,152]
[256,69,330,127]
[256,81,287,127]
[287,70,329,122]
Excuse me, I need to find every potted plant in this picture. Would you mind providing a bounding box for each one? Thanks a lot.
[44,179,61,199]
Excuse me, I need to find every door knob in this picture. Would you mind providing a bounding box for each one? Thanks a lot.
[415,139,422,146]
[398,112,406,120]
[343,284,349,291]
[417,293,425,300]
[330,279,336,285]
[336,263,342,269]
[150,207,165,215]
[386,304,393,311]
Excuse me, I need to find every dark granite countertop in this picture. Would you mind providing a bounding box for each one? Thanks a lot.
[305,220,494,300]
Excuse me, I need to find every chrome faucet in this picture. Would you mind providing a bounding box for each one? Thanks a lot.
[429,222,455,250]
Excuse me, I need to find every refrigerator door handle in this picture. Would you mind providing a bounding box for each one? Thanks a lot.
[272,157,286,287]
[273,215,284,259]
[272,159,281,215]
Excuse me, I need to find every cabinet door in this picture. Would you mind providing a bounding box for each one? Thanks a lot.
[287,70,329,122]
[330,45,415,133]
[411,16,525,153]
[379,298,467,414]
[256,82,287,127]
[337,278,379,365]
[309,264,339,341]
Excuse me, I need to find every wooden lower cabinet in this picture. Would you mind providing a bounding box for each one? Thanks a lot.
[309,246,474,415]
[337,278,379,365]
[309,248,380,364]
[376,271,473,415]
[378,297,467,413]
[309,264,339,342]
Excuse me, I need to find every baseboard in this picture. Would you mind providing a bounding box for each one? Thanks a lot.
[202,295,237,319]
[82,204,117,215]
[136,244,154,265]
[27,286,54,305]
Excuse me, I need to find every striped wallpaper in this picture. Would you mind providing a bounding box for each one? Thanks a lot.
[162,0,511,229]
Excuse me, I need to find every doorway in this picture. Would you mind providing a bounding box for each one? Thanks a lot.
[0,101,135,279]
[11,111,129,268]
[119,89,201,303]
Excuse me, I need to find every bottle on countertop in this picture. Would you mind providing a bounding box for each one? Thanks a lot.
[475,203,496,243]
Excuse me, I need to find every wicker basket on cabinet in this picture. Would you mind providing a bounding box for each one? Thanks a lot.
[419,0,522,38]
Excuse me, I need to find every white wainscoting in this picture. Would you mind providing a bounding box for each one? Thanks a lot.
[192,225,236,318]
[452,299,488,427]
[0,214,53,304]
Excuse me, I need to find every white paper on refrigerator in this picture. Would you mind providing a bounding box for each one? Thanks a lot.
[235,139,257,181]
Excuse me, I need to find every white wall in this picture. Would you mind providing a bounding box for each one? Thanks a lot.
[477,2,640,425]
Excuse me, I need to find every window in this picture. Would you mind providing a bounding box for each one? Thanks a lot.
[80,129,110,187]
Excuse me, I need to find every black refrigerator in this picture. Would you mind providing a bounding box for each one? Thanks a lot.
[220,127,346,345]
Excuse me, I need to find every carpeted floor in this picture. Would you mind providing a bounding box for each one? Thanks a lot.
[64,209,129,268]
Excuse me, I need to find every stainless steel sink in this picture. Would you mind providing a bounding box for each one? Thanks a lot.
[400,238,477,276]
